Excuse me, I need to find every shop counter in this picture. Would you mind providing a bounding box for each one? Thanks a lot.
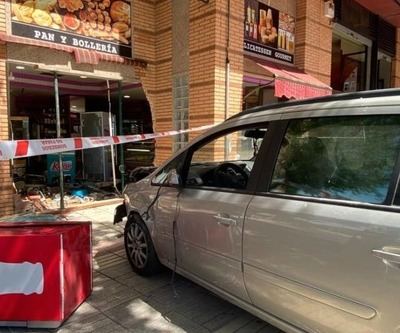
[0,221,92,328]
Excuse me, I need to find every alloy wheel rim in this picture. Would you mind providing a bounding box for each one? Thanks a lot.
[126,223,148,269]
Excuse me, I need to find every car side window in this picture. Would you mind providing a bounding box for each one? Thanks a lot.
[269,115,400,205]
[152,153,185,185]
[186,126,268,190]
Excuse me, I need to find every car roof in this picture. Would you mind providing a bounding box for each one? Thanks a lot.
[230,88,400,121]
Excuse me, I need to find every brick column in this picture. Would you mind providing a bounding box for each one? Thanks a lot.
[135,0,246,166]
[188,0,244,134]
[0,0,15,216]
[132,0,174,166]
[391,28,400,87]
[295,0,333,85]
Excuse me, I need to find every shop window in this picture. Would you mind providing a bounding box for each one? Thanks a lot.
[331,33,367,92]
[269,115,400,205]
[173,73,189,152]
[243,84,262,110]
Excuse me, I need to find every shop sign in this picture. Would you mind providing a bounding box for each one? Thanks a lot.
[49,160,73,172]
[244,0,295,64]
[10,0,132,57]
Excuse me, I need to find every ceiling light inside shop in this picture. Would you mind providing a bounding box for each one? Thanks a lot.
[127,149,150,152]
[124,95,130,98]
[80,76,87,79]
[16,66,25,70]
[71,105,77,108]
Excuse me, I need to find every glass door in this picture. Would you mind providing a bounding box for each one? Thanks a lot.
[331,24,372,93]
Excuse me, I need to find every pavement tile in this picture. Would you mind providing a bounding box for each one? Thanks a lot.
[116,273,171,296]
[104,298,164,329]
[256,324,283,333]
[98,264,134,279]
[202,309,243,331]
[145,282,208,315]
[187,297,235,325]
[234,319,270,333]
[213,313,254,333]
[87,285,139,312]
[161,312,210,333]
[56,314,115,333]
[61,303,101,325]
[90,322,128,333]
[131,312,210,333]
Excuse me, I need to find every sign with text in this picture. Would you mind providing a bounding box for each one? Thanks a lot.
[244,0,295,64]
[11,0,132,57]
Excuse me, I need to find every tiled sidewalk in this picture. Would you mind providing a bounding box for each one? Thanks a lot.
[0,204,283,333]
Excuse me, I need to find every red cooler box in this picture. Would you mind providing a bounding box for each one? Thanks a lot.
[0,221,92,328]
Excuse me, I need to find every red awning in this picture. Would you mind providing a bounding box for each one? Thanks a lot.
[0,33,146,67]
[244,58,332,100]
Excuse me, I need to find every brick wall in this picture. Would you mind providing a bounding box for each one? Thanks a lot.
[295,0,332,85]
[145,0,245,164]
[188,0,244,136]
[0,0,14,216]
[134,0,173,166]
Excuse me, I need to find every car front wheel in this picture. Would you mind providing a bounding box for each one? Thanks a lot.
[124,216,161,276]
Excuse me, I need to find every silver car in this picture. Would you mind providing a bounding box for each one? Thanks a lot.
[114,89,400,333]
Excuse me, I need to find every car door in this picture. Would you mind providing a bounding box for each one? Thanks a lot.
[149,153,186,265]
[175,124,268,302]
[243,115,400,333]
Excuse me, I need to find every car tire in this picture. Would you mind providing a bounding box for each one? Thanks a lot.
[124,215,162,276]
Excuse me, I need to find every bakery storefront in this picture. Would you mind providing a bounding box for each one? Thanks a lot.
[2,0,154,209]
[242,0,332,110]
[331,0,396,92]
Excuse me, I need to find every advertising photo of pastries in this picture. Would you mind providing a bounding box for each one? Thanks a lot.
[278,12,295,53]
[11,0,131,45]
[258,7,278,47]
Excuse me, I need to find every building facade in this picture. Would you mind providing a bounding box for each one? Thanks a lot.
[0,0,399,215]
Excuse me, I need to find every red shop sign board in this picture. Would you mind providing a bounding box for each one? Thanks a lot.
[0,222,92,328]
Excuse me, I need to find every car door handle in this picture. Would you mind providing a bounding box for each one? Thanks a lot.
[214,214,237,227]
[372,249,400,264]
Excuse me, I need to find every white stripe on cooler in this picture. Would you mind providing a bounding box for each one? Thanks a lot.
[0,262,44,295]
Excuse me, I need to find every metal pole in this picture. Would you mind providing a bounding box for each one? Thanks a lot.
[224,0,231,160]
[54,73,64,210]
[118,81,125,190]
[106,80,119,194]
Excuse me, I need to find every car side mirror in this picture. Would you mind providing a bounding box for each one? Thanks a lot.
[166,169,181,187]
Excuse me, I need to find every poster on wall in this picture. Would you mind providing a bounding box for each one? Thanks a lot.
[10,0,132,57]
[244,0,294,64]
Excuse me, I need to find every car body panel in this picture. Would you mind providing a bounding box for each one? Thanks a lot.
[244,196,400,333]
[176,187,252,302]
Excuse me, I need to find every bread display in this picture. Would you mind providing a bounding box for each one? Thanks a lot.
[259,8,277,45]
[11,0,132,45]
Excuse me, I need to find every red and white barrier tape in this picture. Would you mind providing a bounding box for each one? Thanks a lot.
[0,124,216,161]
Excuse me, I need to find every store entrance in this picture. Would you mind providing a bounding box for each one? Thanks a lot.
[8,63,154,208]
[331,32,369,93]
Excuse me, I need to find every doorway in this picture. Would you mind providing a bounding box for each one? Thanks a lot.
[8,63,154,201]
[331,24,372,93]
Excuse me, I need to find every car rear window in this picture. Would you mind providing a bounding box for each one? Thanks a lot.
[269,115,400,205]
